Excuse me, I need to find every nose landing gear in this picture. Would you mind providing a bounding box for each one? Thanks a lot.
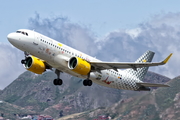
[21,51,30,64]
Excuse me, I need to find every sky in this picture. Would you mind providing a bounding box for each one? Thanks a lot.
[1,0,180,89]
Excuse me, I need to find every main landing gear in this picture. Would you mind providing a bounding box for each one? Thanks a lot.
[83,73,93,86]
[53,69,63,85]
[53,70,93,86]
[83,79,92,86]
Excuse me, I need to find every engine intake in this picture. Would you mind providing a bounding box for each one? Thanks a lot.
[22,56,46,74]
[68,57,91,75]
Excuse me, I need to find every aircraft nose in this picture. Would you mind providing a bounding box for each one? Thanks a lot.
[7,33,17,43]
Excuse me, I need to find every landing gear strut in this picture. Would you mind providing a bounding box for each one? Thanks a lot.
[83,73,93,86]
[53,69,63,85]
[21,51,29,64]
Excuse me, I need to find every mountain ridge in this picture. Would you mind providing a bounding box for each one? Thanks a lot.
[0,71,171,119]
[57,75,180,120]
[0,100,36,119]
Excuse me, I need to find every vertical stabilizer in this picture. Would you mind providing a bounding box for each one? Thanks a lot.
[124,51,155,81]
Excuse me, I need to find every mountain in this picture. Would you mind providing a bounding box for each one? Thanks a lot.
[0,71,121,117]
[142,71,170,84]
[0,100,36,120]
[0,70,170,119]
[58,76,180,120]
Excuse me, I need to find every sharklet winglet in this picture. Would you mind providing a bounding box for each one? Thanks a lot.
[162,53,173,64]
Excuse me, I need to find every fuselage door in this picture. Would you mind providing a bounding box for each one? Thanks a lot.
[33,32,39,45]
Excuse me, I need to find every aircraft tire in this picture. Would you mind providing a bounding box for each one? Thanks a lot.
[53,79,63,85]
[53,79,59,85]
[83,79,92,86]
[87,80,92,86]
[57,79,63,85]
[53,79,58,85]
[83,80,88,86]
[21,59,25,64]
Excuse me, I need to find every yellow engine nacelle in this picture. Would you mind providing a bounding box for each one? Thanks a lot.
[68,57,91,75]
[23,56,46,74]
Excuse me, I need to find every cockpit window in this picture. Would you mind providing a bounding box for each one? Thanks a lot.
[16,31,28,36]
[16,31,21,33]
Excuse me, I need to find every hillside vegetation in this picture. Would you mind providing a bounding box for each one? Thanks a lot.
[0,71,172,119]
[0,101,36,120]
[57,76,180,120]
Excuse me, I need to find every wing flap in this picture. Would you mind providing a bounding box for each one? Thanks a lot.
[136,82,170,87]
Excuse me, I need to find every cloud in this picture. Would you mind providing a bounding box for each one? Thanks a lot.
[27,12,180,79]
[28,13,98,56]
[96,12,180,78]
[0,44,25,89]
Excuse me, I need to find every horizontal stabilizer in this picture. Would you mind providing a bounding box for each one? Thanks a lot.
[136,82,170,87]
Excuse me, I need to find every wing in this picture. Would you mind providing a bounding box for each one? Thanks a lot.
[136,82,170,87]
[90,53,172,71]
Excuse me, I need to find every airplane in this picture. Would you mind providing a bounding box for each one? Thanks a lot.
[7,29,172,91]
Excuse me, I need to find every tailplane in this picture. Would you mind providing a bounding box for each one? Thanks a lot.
[124,51,154,81]
[136,82,169,87]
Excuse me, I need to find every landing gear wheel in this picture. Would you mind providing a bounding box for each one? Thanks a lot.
[87,80,92,86]
[53,79,58,85]
[57,79,63,85]
[21,60,26,64]
[53,79,63,85]
[54,69,63,86]
[83,79,92,86]
[83,80,88,86]
[21,51,29,64]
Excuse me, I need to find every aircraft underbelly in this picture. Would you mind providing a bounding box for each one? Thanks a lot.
[89,71,140,90]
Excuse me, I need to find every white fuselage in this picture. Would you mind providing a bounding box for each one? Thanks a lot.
[7,29,142,90]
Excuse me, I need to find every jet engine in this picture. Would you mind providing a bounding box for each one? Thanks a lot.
[22,56,46,74]
[68,57,91,75]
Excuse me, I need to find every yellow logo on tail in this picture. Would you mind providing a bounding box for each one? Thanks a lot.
[142,60,147,63]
